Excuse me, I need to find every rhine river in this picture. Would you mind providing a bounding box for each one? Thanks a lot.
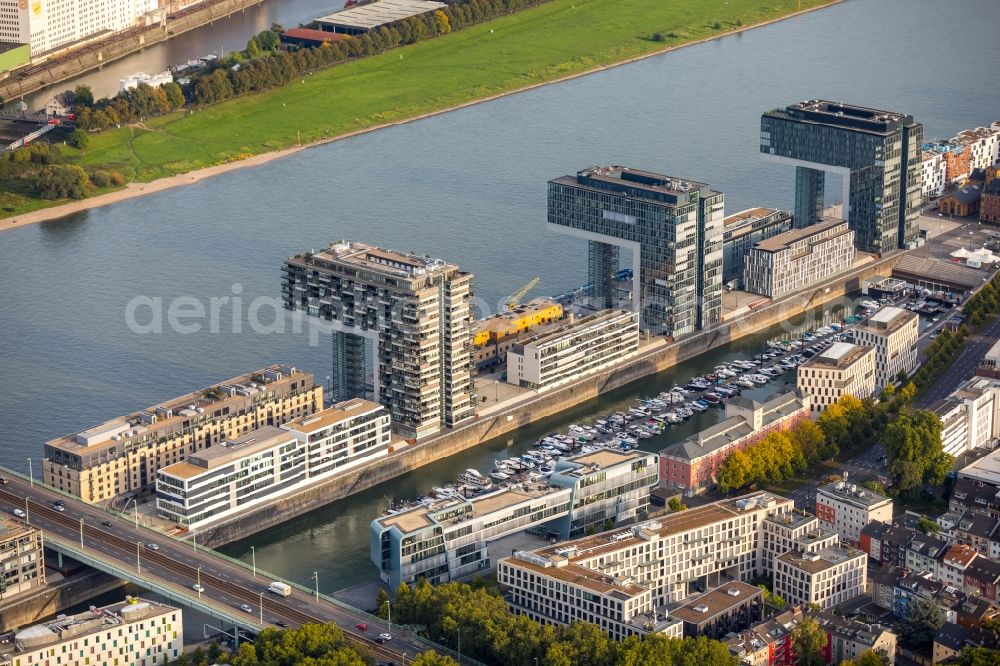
[1,0,998,598]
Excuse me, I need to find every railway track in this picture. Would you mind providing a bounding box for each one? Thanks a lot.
[0,489,405,663]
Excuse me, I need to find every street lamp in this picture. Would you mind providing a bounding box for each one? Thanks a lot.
[136,542,141,574]
[197,567,203,597]
[259,591,264,625]
[387,600,391,631]
[312,571,319,602]
[123,498,139,529]
[79,518,84,548]
[26,458,33,487]
[250,546,256,577]
[192,531,197,552]
[24,496,29,525]
[456,626,461,662]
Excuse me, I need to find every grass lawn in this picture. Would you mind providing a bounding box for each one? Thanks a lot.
[4,0,836,218]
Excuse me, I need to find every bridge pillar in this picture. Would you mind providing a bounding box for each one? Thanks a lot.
[57,551,64,568]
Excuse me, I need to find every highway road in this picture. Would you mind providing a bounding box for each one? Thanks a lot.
[0,474,449,665]
[916,313,1000,408]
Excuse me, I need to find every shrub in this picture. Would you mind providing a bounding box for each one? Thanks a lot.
[652,32,665,42]
[67,129,89,149]
[35,164,89,200]
[89,170,111,187]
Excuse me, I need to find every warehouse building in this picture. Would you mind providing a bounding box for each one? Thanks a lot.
[314,0,446,35]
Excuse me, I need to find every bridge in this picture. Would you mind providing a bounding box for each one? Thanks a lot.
[0,468,469,665]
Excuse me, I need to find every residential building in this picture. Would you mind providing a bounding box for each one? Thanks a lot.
[728,606,897,666]
[868,565,961,622]
[760,510,838,583]
[939,184,983,218]
[773,544,866,609]
[850,306,918,390]
[953,126,1000,173]
[949,477,1000,519]
[659,390,810,494]
[760,100,923,252]
[796,342,877,412]
[283,241,475,439]
[722,208,793,285]
[939,544,979,589]
[506,310,639,391]
[314,0,446,35]
[0,517,45,601]
[497,492,796,639]
[815,479,893,547]
[155,399,391,527]
[930,376,1000,457]
[547,166,724,337]
[964,557,1000,603]
[981,179,1000,225]
[0,0,159,58]
[934,623,1000,665]
[472,299,563,367]
[921,151,948,200]
[958,446,1000,486]
[743,218,855,299]
[950,512,1000,559]
[371,449,657,589]
[859,522,948,577]
[670,582,764,639]
[43,365,322,504]
[0,598,182,666]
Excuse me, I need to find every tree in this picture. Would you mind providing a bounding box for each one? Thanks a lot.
[717,449,751,493]
[842,651,888,666]
[34,164,89,199]
[901,596,945,646]
[411,651,458,666]
[67,129,89,149]
[668,497,687,512]
[957,646,1000,666]
[72,84,94,108]
[162,82,185,109]
[917,515,939,534]
[256,29,280,51]
[861,479,887,496]
[246,37,262,58]
[791,615,826,666]
[190,646,206,665]
[884,408,951,496]
[375,587,389,618]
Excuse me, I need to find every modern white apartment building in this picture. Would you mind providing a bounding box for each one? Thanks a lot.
[44,365,322,504]
[850,306,918,391]
[156,399,390,527]
[921,151,948,200]
[0,598,182,666]
[506,309,639,391]
[0,0,159,58]
[815,480,893,547]
[773,544,866,609]
[0,517,45,601]
[722,208,793,285]
[498,492,797,639]
[954,126,1000,172]
[371,449,657,589]
[930,376,1000,458]
[759,510,838,576]
[283,241,475,439]
[743,218,855,299]
[796,342,876,413]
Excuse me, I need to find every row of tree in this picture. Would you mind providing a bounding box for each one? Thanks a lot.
[69,0,550,132]
[909,328,965,393]
[961,272,1000,327]
[383,579,738,666]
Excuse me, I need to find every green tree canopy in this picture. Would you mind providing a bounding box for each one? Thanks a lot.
[791,615,827,666]
[884,408,951,496]
[901,596,945,646]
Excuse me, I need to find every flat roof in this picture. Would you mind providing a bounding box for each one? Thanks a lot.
[46,365,308,454]
[315,0,446,30]
[752,217,849,253]
[515,309,635,349]
[801,342,872,369]
[287,240,461,282]
[959,448,1000,485]
[854,306,917,336]
[764,100,915,135]
[892,255,985,291]
[0,515,37,542]
[724,207,783,226]
[778,545,863,574]
[671,582,762,624]
[284,398,383,434]
[817,481,892,509]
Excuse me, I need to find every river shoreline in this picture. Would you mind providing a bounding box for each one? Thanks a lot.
[1,0,842,233]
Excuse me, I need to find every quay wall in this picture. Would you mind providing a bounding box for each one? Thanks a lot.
[0,0,264,103]
[0,568,125,631]
[196,253,902,547]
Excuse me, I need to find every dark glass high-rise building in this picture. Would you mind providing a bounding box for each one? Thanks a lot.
[760,100,923,253]
[547,166,724,337]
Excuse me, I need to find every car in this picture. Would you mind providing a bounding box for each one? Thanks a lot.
[192,583,205,593]
[275,621,289,628]
[378,633,392,641]
[100,520,112,527]
[0,477,8,484]
[52,503,65,512]
[355,623,368,631]
[146,543,159,550]
[240,604,253,613]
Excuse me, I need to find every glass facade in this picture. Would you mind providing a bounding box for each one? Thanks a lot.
[547,167,724,337]
[761,101,923,254]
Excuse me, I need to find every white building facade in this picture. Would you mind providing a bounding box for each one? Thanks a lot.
[850,306,918,391]
[506,309,639,391]
[0,0,158,58]
[773,545,867,609]
[796,342,877,413]
[743,218,855,299]
[815,480,893,547]
[920,151,948,200]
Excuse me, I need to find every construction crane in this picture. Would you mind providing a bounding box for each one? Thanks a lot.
[505,277,539,310]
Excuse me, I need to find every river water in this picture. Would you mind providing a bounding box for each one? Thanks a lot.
[1,0,998,594]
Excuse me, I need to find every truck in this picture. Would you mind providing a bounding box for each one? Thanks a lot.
[268,581,292,597]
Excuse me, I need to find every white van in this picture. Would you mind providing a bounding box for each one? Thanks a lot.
[268,581,291,597]
[12,508,26,518]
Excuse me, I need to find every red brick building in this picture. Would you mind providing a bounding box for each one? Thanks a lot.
[659,390,810,494]
[981,180,1000,225]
